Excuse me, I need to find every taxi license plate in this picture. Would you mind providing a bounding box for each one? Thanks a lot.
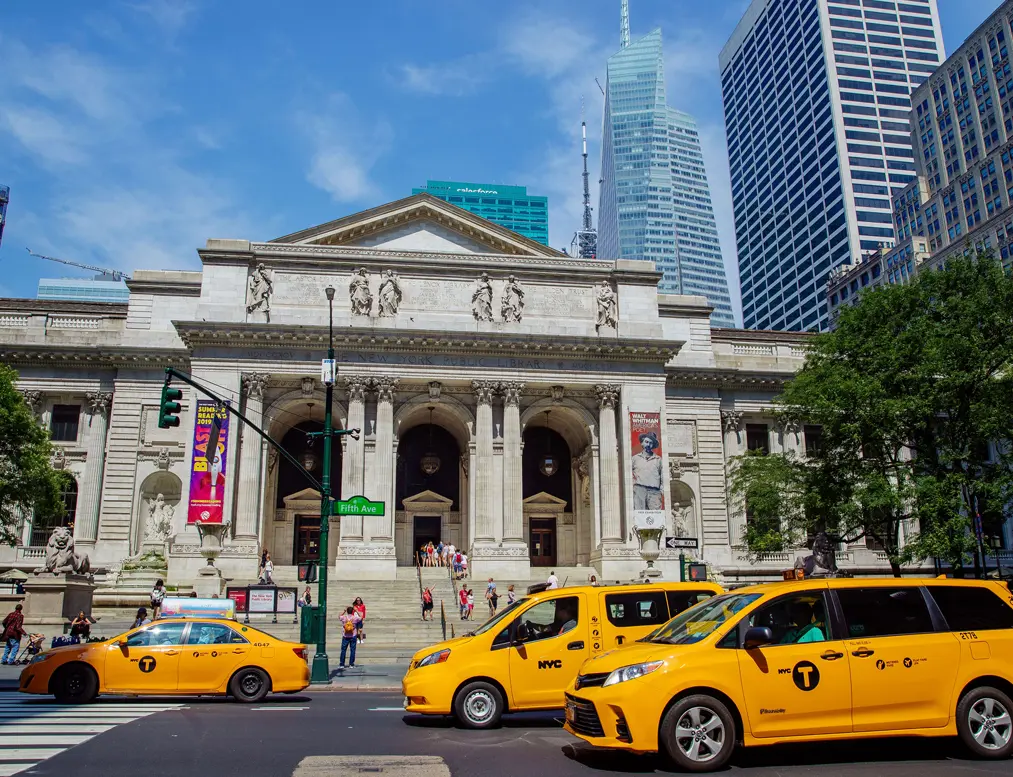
[565,702,576,724]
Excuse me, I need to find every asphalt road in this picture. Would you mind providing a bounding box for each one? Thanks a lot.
[10,690,1013,777]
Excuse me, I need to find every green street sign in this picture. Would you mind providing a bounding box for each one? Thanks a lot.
[332,495,385,516]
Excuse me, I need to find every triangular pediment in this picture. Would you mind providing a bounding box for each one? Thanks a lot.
[523,491,568,507]
[283,487,321,506]
[269,193,564,258]
[403,489,453,507]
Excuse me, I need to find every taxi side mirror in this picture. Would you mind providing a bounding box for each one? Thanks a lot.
[743,626,774,650]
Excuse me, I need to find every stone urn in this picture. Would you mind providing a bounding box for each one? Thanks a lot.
[635,527,665,579]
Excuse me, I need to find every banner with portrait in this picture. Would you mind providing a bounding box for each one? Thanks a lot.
[187,400,230,524]
[629,411,666,528]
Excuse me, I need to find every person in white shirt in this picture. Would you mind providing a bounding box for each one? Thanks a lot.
[546,571,559,590]
[460,553,468,578]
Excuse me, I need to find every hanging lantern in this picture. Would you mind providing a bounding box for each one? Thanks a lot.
[301,450,318,472]
[420,406,441,476]
[539,410,558,477]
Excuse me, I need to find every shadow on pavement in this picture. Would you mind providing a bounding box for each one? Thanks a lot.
[562,736,974,773]
[402,712,565,731]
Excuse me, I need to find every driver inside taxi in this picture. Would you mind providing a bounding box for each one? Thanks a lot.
[780,600,825,644]
[555,602,577,636]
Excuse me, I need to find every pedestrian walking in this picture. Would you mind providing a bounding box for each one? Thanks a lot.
[460,552,468,579]
[421,586,435,621]
[353,597,366,642]
[466,588,475,620]
[453,550,463,578]
[445,543,455,569]
[436,541,444,567]
[259,548,268,578]
[546,570,559,589]
[131,607,151,629]
[338,606,362,668]
[458,586,468,619]
[1,604,26,665]
[506,584,516,606]
[485,578,498,616]
[260,552,274,584]
[150,579,167,619]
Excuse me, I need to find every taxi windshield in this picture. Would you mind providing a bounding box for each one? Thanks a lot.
[644,592,762,645]
[471,598,529,636]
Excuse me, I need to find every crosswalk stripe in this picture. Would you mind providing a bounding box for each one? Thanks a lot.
[0,696,184,776]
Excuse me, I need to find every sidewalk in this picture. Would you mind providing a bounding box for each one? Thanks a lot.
[0,664,22,691]
[323,663,407,692]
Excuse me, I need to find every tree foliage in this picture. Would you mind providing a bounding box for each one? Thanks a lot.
[730,252,1013,575]
[0,363,66,545]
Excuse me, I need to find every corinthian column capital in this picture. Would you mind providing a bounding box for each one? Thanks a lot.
[372,376,399,403]
[241,372,270,400]
[85,391,113,418]
[472,380,498,405]
[501,381,524,407]
[343,375,370,402]
[594,384,620,410]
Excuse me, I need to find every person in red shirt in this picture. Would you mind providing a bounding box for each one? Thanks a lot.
[2,605,26,665]
[458,587,469,620]
[353,597,366,643]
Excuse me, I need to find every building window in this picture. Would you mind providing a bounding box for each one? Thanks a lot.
[31,476,77,547]
[50,405,81,443]
[803,425,824,455]
[746,424,770,454]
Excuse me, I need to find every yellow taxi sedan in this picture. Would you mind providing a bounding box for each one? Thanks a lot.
[19,617,310,704]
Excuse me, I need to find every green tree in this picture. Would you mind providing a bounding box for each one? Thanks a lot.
[730,252,1013,576]
[0,363,66,545]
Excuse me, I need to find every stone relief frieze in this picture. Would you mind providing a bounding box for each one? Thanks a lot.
[377,270,402,316]
[349,267,373,315]
[471,274,493,321]
[246,263,273,316]
[501,275,525,322]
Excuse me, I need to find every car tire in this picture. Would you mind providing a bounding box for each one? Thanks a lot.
[957,686,1013,759]
[52,664,98,705]
[229,667,271,703]
[660,694,736,773]
[454,681,503,729]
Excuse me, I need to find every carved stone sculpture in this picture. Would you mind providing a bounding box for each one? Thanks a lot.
[472,273,493,322]
[34,527,91,575]
[156,447,171,470]
[595,281,618,330]
[721,410,744,435]
[301,377,316,397]
[51,448,67,470]
[378,270,402,316]
[349,267,373,316]
[501,275,525,322]
[671,503,693,538]
[246,263,273,315]
[577,458,591,506]
[144,493,175,543]
[21,391,43,418]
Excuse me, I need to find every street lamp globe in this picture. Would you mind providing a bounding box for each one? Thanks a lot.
[324,285,335,302]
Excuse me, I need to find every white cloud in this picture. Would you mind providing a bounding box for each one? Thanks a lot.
[0,106,89,167]
[399,59,487,96]
[128,0,197,39]
[298,94,393,204]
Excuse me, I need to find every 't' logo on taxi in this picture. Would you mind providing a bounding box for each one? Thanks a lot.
[138,656,157,673]
[791,661,819,691]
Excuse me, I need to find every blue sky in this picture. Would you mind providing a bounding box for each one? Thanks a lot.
[0,1,999,321]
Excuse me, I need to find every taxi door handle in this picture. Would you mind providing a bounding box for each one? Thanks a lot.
[820,650,844,661]
[852,648,875,658]
[616,636,625,645]
[165,650,179,656]
[568,641,585,651]
[233,649,246,654]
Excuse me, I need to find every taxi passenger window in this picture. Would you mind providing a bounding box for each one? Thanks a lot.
[516,597,579,643]
[125,622,187,647]
[666,590,716,618]
[929,586,1013,631]
[605,592,668,627]
[185,623,249,645]
[837,587,933,638]
[746,593,829,645]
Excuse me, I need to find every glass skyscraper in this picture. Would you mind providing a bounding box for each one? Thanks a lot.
[598,28,736,328]
[411,180,549,245]
[720,0,944,332]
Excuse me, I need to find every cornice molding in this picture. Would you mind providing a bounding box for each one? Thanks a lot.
[0,345,190,368]
[666,367,795,389]
[174,321,683,363]
[125,279,202,297]
[0,299,127,317]
[710,328,813,345]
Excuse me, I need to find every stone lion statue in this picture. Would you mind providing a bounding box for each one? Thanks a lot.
[34,527,91,575]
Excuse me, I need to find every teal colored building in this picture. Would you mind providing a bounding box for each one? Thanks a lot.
[411,180,549,245]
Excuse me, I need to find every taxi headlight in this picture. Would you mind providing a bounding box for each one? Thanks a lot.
[603,660,664,687]
[415,649,450,668]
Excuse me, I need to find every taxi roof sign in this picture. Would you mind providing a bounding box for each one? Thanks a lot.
[160,597,236,620]
[782,569,805,581]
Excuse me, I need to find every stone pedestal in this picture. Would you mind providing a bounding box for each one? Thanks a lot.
[194,567,226,598]
[23,574,96,627]
[333,544,397,581]
[94,551,168,608]
[469,545,531,580]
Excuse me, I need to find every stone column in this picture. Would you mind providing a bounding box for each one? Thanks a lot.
[370,376,398,541]
[234,373,268,541]
[473,381,497,543]
[501,382,525,543]
[339,376,368,542]
[595,384,622,544]
[75,391,112,548]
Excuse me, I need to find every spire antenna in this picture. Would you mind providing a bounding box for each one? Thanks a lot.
[571,96,598,259]
[620,0,630,48]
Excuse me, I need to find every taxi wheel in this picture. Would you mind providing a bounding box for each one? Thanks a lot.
[957,686,1013,758]
[660,695,735,773]
[454,681,503,729]
[229,668,271,703]
[52,664,98,705]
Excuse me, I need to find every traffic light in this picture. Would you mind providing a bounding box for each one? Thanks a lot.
[158,376,182,428]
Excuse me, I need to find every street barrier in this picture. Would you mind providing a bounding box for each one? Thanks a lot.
[226,585,298,624]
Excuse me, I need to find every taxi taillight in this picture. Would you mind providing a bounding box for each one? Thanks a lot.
[293,646,308,660]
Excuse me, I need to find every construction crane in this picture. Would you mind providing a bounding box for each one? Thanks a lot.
[571,97,598,260]
[26,248,130,282]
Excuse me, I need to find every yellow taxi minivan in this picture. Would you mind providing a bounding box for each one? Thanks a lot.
[20,601,310,704]
[564,577,1013,771]
[402,580,722,728]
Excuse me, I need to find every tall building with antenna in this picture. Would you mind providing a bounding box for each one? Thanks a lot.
[571,100,598,259]
[598,2,736,327]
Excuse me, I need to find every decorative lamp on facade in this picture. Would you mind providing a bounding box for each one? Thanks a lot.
[420,406,441,476]
[538,410,558,477]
